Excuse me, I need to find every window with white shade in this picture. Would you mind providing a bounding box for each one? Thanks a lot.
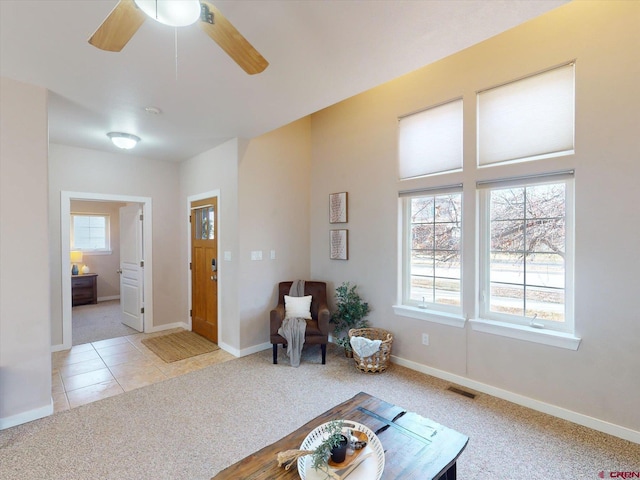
[398,98,463,179]
[71,214,110,253]
[477,63,575,166]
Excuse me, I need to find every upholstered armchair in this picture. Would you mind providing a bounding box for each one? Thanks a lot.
[270,281,330,364]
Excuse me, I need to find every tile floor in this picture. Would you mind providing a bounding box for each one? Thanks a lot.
[51,329,235,412]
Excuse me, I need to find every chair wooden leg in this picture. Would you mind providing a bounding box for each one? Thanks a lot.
[321,344,326,364]
[272,344,278,364]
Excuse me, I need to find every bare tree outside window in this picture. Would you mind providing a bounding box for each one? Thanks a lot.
[489,183,566,321]
[409,193,462,308]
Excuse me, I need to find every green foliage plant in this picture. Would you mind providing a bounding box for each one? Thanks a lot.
[330,282,371,352]
[311,419,345,472]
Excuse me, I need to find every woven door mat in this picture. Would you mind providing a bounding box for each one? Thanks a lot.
[142,330,219,363]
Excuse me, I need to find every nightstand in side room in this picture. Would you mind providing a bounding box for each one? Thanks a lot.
[71,273,98,306]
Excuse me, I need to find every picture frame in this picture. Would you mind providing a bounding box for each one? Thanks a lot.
[330,229,348,260]
[329,192,348,224]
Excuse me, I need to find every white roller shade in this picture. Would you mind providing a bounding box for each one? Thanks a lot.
[398,98,463,179]
[478,63,575,166]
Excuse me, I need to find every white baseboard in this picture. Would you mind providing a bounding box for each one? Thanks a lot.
[391,355,640,445]
[0,399,53,430]
[239,342,270,357]
[51,343,67,353]
[217,341,239,357]
[97,295,120,302]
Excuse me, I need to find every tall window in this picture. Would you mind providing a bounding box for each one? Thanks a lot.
[479,176,574,332]
[71,214,110,252]
[401,191,462,312]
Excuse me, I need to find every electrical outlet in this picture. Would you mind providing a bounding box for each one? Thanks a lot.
[422,333,429,346]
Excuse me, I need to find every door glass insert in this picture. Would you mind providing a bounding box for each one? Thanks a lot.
[194,206,215,240]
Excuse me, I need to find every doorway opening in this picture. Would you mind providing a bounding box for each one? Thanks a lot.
[60,192,153,350]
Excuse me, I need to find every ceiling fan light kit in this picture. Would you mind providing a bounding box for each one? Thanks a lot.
[134,0,201,27]
[88,0,268,75]
[107,132,141,150]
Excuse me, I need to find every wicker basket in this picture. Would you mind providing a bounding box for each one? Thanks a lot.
[348,328,393,373]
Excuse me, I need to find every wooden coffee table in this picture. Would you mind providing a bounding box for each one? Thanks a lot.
[212,391,469,480]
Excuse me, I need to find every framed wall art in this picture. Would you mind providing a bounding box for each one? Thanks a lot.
[330,229,348,260]
[329,192,348,224]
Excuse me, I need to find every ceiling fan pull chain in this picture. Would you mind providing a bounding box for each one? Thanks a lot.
[175,27,179,82]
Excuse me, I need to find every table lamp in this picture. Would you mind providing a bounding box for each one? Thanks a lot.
[70,251,83,275]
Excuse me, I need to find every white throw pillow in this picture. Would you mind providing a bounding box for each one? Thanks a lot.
[284,295,313,319]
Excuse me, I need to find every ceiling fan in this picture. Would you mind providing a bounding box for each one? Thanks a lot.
[88,0,268,75]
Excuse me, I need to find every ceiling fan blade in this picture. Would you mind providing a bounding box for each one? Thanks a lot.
[88,0,146,52]
[198,1,268,75]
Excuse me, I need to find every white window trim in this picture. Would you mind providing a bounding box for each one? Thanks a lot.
[470,318,581,350]
[393,305,466,328]
[81,250,113,256]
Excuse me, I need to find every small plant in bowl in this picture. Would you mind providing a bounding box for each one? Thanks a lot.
[310,419,347,471]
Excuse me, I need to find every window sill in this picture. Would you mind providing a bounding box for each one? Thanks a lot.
[392,305,466,328]
[469,318,581,350]
[81,250,112,256]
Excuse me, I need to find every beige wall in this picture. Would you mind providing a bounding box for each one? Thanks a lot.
[49,144,183,346]
[238,117,312,350]
[178,119,312,354]
[309,0,640,433]
[70,200,126,300]
[0,77,51,427]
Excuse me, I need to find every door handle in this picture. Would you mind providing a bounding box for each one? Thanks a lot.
[211,274,217,281]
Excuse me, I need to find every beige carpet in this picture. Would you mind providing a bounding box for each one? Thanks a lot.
[72,300,137,346]
[142,330,219,362]
[1,344,638,480]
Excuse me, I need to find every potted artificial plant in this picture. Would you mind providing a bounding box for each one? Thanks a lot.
[310,420,348,471]
[330,282,371,357]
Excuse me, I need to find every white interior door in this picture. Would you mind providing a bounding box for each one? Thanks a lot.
[119,204,144,332]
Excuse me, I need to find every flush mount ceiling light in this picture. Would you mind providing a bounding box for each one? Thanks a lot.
[107,132,141,150]
[134,0,201,27]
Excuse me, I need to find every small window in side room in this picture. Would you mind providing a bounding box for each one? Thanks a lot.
[398,98,463,179]
[71,214,110,253]
[477,62,575,166]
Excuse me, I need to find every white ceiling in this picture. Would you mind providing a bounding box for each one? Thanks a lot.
[0,0,568,162]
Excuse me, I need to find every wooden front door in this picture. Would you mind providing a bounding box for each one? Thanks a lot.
[191,197,218,343]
